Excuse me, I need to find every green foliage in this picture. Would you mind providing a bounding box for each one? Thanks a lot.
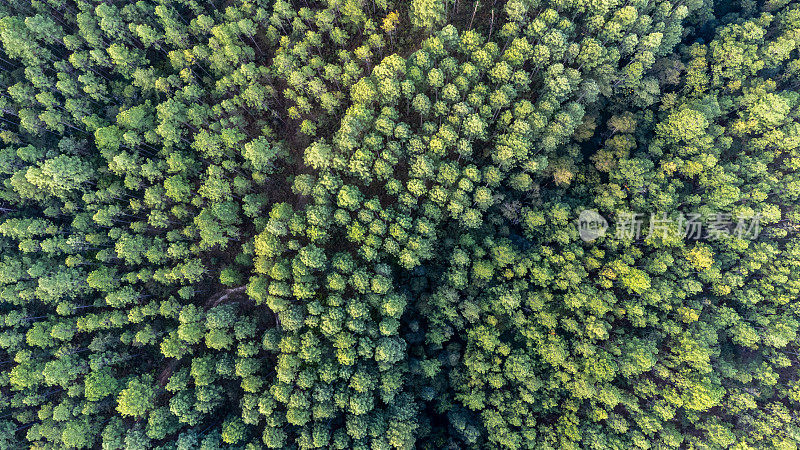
[0,0,798,448]
[410,0,447,30]
[117,377,156,418]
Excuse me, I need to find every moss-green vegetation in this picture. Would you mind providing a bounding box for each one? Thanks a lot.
[0,0,799,448]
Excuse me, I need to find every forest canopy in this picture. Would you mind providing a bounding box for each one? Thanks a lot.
[0,0,799,448]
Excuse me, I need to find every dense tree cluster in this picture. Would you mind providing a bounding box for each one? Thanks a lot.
[0,0,799,448]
